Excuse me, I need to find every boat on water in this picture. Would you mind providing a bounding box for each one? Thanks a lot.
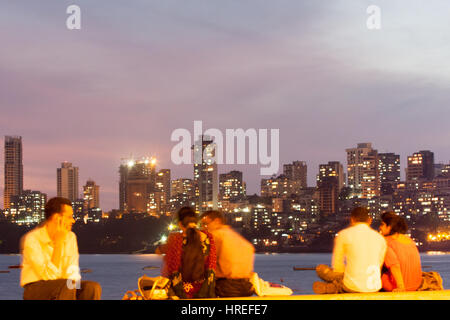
[292,266,315,271]
[142,266,159,270]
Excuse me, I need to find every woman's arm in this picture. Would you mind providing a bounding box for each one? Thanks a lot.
[161,233,180,277]
[155,243,168,255]
[390,264,406,291]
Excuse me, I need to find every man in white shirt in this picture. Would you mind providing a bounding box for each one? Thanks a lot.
[313,207,387,294]
[21,197,101,300]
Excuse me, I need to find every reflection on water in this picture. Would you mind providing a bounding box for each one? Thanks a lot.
[1,252,449,300]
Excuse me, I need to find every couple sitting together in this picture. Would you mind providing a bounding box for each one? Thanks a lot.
[156,207,256,299]
[313,207,441,294]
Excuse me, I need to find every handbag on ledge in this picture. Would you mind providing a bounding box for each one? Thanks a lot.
[138,275,170,300]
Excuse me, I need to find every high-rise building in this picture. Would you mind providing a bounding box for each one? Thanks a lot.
[261,175,295,198]
[441,163,450,176]
[6,190,46,225]
[435,174,450,194]
[317,181,339,217]
[346,143,380,198]
[219,170,246,201]
[434,163,446,178]
[361,150,380,199]
[283,161,307,190]
[435,162,450,194]
[378,153,400,195]
[171,178,195,198]
[83,179,100,211]
[193,136,218,212]
[317,161,345,192]
[148,191,166,217]
[170,178,195,212]
[272,198,289,213]
[4,136,23,209]
[317,161,345,216]
[119,157,156,213]
[148,169,171,216]
[57,162,79,202]
[250,204,272,232]
[406,151,435,187]
[346,143,372,191]
[72,198,85,221]
[155,169,171,205]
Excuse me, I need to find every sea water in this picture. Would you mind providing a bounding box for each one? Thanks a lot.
[1,252,449,300]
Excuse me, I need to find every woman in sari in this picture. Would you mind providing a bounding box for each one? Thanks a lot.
[162,207,216,299]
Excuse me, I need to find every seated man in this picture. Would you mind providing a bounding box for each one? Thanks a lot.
[201,210,255,297]
[21,197,101,300]
[313,207,387,294]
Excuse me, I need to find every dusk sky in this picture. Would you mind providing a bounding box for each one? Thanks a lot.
[1,1,450,211]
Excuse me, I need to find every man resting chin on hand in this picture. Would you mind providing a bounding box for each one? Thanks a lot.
[21,197,102,300]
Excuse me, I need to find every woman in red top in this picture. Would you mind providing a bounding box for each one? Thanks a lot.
[379,212,422,292]
[162,207,216,299]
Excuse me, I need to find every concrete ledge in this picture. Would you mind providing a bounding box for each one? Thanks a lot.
[206,290,450,300]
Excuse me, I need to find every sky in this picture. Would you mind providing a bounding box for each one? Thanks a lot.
[1,1,450,211]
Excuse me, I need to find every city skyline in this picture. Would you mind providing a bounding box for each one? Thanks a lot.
[1,1,450,211]
[1,134,450,211]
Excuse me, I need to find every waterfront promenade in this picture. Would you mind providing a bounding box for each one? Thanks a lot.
[211,290,450,300]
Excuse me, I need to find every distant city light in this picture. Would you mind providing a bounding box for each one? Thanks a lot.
[427,232,450,242]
